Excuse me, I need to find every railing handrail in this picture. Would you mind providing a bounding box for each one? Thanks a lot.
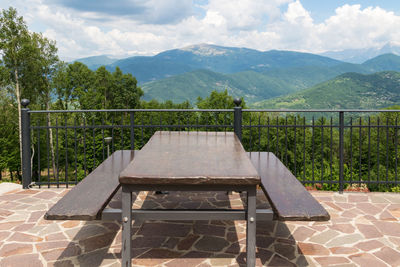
[28,109,233,113]
[28,108,400,114]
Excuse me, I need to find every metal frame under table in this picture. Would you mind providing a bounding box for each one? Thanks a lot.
[118,131,265,267]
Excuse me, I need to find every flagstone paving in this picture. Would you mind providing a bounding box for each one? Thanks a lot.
[0,188,399,266]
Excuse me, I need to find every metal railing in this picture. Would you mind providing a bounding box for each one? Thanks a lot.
[21,99,400,192]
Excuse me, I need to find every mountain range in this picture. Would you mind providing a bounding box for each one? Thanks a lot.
[74,44,400,109]
[108,44,341,83]
[141,53,400,104]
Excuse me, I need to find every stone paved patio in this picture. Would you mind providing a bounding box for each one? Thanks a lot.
[0,188,399,266]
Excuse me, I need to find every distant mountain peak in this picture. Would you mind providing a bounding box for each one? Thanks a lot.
[180,43,231,56]
[384,41,400,48]
[74,55,118,68]
[320,42,400,63]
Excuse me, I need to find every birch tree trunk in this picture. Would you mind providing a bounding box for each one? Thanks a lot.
[46,98,57,177]
[15,69,23,172]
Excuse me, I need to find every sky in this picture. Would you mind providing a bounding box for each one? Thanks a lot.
[1,0,399,60]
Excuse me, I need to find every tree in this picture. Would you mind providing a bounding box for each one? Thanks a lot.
[110,67,143,109]
[196,89,245,109]
[0,7,32,170]
[0,87,19,180]
[30,32,59,110]
[93,66,113,109]
[64,62,95,110]
[196,90,245,131]
[32,33,59,177]
[1,7,60,180]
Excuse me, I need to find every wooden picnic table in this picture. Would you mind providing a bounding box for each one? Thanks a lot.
[118,131,261,267]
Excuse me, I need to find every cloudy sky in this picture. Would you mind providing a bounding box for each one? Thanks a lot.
[1,0,399,60]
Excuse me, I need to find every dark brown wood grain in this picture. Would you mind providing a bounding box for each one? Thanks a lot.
[45,150,137,220]
[248,152,330,221]
[119,131,260,185]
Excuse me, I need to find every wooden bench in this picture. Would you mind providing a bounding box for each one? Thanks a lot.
[45,150,137,220]
[247,152,330,221]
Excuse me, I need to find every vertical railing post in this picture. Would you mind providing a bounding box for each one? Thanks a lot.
[233,98,242,142]
[21,99,31,189]
[339,111,344,193]
[130,111,135,150]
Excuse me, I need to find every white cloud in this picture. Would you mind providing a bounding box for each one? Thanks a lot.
[204,0,291,31]
[285,0,314,27]
[1,0,400,59]
[319,5,400,50]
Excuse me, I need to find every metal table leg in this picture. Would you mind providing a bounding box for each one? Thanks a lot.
[122,186,132,267]
[246,186,256,267]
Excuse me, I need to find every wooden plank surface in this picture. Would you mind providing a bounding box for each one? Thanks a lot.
[45,150,137,220]
[119,131,260,185]
[248,152,330,221]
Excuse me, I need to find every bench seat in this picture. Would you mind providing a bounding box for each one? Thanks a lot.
[45,150,137,220]
[247,152,330,221]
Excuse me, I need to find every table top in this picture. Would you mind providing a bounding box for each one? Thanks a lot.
[119,131,260,185]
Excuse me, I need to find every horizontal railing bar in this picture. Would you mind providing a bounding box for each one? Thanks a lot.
[31,124,234,130]
[31,124,400,130]
[243,125,400,128]
[29,109,233,114]
[29,109,400,114]
[300,181,339,184]
[34,180,400,186]
[34,181,77,186]
[344,181,400,184]
[300,181,400,185]
[243,109,400,113]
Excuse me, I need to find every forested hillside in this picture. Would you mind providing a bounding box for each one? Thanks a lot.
[141,69,297,103]
[252,71,400,109]
[362,53,400,72]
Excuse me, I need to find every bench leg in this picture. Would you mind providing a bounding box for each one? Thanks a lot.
[246,186,256,267]
[122,186,132,267]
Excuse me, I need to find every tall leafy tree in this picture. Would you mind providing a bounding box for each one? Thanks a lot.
[110,67,143,109]
[0,7,59,178]
[94,66,113,109]
[0,7,32,168]
[64,62,95,110]
[32,32,59,176]
[30,32,59,110]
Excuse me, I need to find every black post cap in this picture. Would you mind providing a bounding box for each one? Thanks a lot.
[21,99,30,108]
[233,98,242,107]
